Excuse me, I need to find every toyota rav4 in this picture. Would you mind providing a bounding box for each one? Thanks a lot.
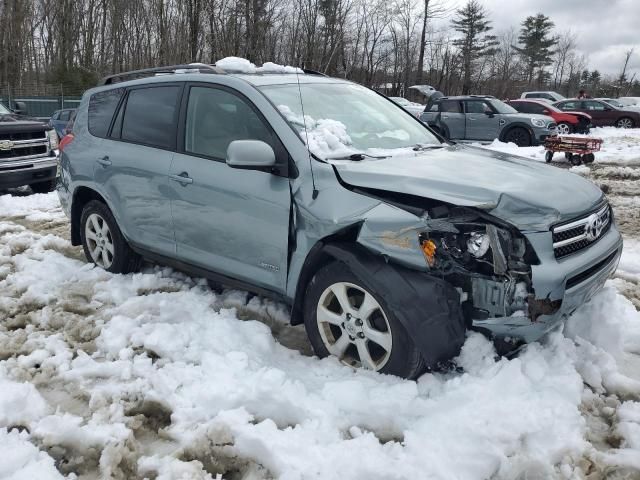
[57,62,622,378]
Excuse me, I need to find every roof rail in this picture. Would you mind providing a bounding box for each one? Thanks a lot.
[98,64,224,86]
[302,68,327,76]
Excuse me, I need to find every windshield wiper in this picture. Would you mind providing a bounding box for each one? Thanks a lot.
[412,143,445,151]
[326,152,391,161]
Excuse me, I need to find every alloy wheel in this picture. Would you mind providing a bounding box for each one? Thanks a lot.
[316,282,392,370]
[617,118,633,129]
[557,123,571,135]
[84,213,114,268]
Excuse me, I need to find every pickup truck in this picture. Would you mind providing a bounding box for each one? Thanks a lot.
[0,102,59,193]
[420,95,557,146]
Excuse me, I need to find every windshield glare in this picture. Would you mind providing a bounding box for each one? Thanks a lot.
[488,99,519,114]
[260,83,440,158]
[0,103,10,114]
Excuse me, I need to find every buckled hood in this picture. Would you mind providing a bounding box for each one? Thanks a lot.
[331,144,604,231]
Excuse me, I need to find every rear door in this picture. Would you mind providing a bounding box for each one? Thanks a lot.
[464,100,500,140]
[93,84,181,255]
[168,83,291,291]
[438,100,465,139]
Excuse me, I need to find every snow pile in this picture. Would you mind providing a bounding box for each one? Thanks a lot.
[0,429,63,479]
[1,192,640,478]
[215,56,302,74]
[478,127,640,165]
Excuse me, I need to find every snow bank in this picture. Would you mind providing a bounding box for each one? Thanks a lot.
[215,56,302,74]
[0,429,63,479]
[1,192,640,478]
[478,127,640,165]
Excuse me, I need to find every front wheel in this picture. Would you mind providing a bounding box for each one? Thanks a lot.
[80,200,141,274]
[556,122,573,135]
[503,127,531,147]
[303,262,425,378]
[616,117,635,129]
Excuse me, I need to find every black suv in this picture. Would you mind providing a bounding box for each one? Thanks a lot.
[0,102,59,192]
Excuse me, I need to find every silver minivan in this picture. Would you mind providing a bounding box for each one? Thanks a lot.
[57,63,622,378]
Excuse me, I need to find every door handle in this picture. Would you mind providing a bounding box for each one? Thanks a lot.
[169,172,193,185]
[96,156,112,167]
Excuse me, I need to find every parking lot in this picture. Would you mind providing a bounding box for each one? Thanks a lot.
[0,127,639,479]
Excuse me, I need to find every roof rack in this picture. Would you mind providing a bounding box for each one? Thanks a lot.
[98,64,224,86]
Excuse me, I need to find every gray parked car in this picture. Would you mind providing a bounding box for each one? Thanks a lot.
[420,95,557,146]
[57,64,622,379]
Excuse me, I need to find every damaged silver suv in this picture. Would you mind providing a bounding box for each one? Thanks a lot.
[57,61,622,379]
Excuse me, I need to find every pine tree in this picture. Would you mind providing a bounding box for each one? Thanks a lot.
[451,0,498,94]
[514,14,557,85]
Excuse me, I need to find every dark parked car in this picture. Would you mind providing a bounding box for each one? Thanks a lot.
[553,99,640,128]
[0,102,59,193]
[507,99,591,134]
[49,108,76,138]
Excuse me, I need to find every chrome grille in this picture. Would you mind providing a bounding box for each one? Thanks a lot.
[0,134,49,163]
[552,204,611,258]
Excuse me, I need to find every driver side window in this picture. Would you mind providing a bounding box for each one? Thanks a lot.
[184,86,274,161]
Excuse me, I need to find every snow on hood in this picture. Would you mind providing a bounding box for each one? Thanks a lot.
[216,56,302,74]
[332,144,605,230]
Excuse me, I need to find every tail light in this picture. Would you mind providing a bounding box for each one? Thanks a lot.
[58,133,75,152]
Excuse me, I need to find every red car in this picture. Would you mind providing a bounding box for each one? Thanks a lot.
[507,99,592,135]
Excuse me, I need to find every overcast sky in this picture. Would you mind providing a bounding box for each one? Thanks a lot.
[438,0,639,78]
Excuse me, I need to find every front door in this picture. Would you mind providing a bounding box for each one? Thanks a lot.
[580,100,610,126]
[169,84,291,292]
[464,100,500,140]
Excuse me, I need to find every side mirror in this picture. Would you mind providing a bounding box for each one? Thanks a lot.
[226,140,276,170]
[484,110,494,117]
[11,101,27,115]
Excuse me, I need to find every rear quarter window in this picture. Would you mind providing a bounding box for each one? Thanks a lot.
[88,88,124,138]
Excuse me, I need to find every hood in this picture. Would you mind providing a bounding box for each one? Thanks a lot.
[332,145,604,231]
[0,113,48,127]
[564,111,592,120]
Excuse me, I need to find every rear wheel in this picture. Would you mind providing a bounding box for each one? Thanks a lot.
[616,117,634,129]
[80,200,141,274]
[303,261,425,379]
[30,179,56,194]
[556,122,573,135]
[569,154,582,166]
[503,127,531,147]
[545,151,553,163]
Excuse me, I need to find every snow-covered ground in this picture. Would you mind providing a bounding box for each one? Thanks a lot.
[1,129,640,479]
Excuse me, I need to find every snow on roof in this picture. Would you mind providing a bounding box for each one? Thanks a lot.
[215,56,303,74]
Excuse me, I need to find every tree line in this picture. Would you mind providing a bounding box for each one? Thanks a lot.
[1,0,637,100]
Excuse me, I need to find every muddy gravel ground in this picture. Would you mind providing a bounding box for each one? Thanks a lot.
[1,160,639,479]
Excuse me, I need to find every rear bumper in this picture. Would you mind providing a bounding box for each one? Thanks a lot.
[473,224,623,343]
[0,159,58,189]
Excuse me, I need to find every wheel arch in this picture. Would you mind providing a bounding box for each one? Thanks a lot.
[70,186,109,246]
[294,241,466,367]
[499,122,534,142]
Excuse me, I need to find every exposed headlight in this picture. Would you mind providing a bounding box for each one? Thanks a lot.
[47,129,59,150]
[467,232,491,258]
[530,118,546,128]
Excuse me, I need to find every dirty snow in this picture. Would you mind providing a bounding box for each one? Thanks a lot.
[0,192,639,479]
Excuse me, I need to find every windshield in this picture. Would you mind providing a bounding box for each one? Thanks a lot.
[260,83,440,159]
[0,103,10,114]
[488,99,519,114]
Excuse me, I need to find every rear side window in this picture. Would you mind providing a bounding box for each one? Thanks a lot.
[558,101,579,111]
[524,93,538,98]
[440,100,461,113]
[511,102,530,113]
[88,88,124,138]
[121,86,181,149]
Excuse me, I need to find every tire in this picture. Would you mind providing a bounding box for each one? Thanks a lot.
[585,153,595,164]
[556,122,573,135]
[303,261,426,379]
[503,127,531,147]
[80,200,142,274]
[616,117,634,129]
[545,151,553,163]
[30,179,56,194]
[570,154,582,166]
